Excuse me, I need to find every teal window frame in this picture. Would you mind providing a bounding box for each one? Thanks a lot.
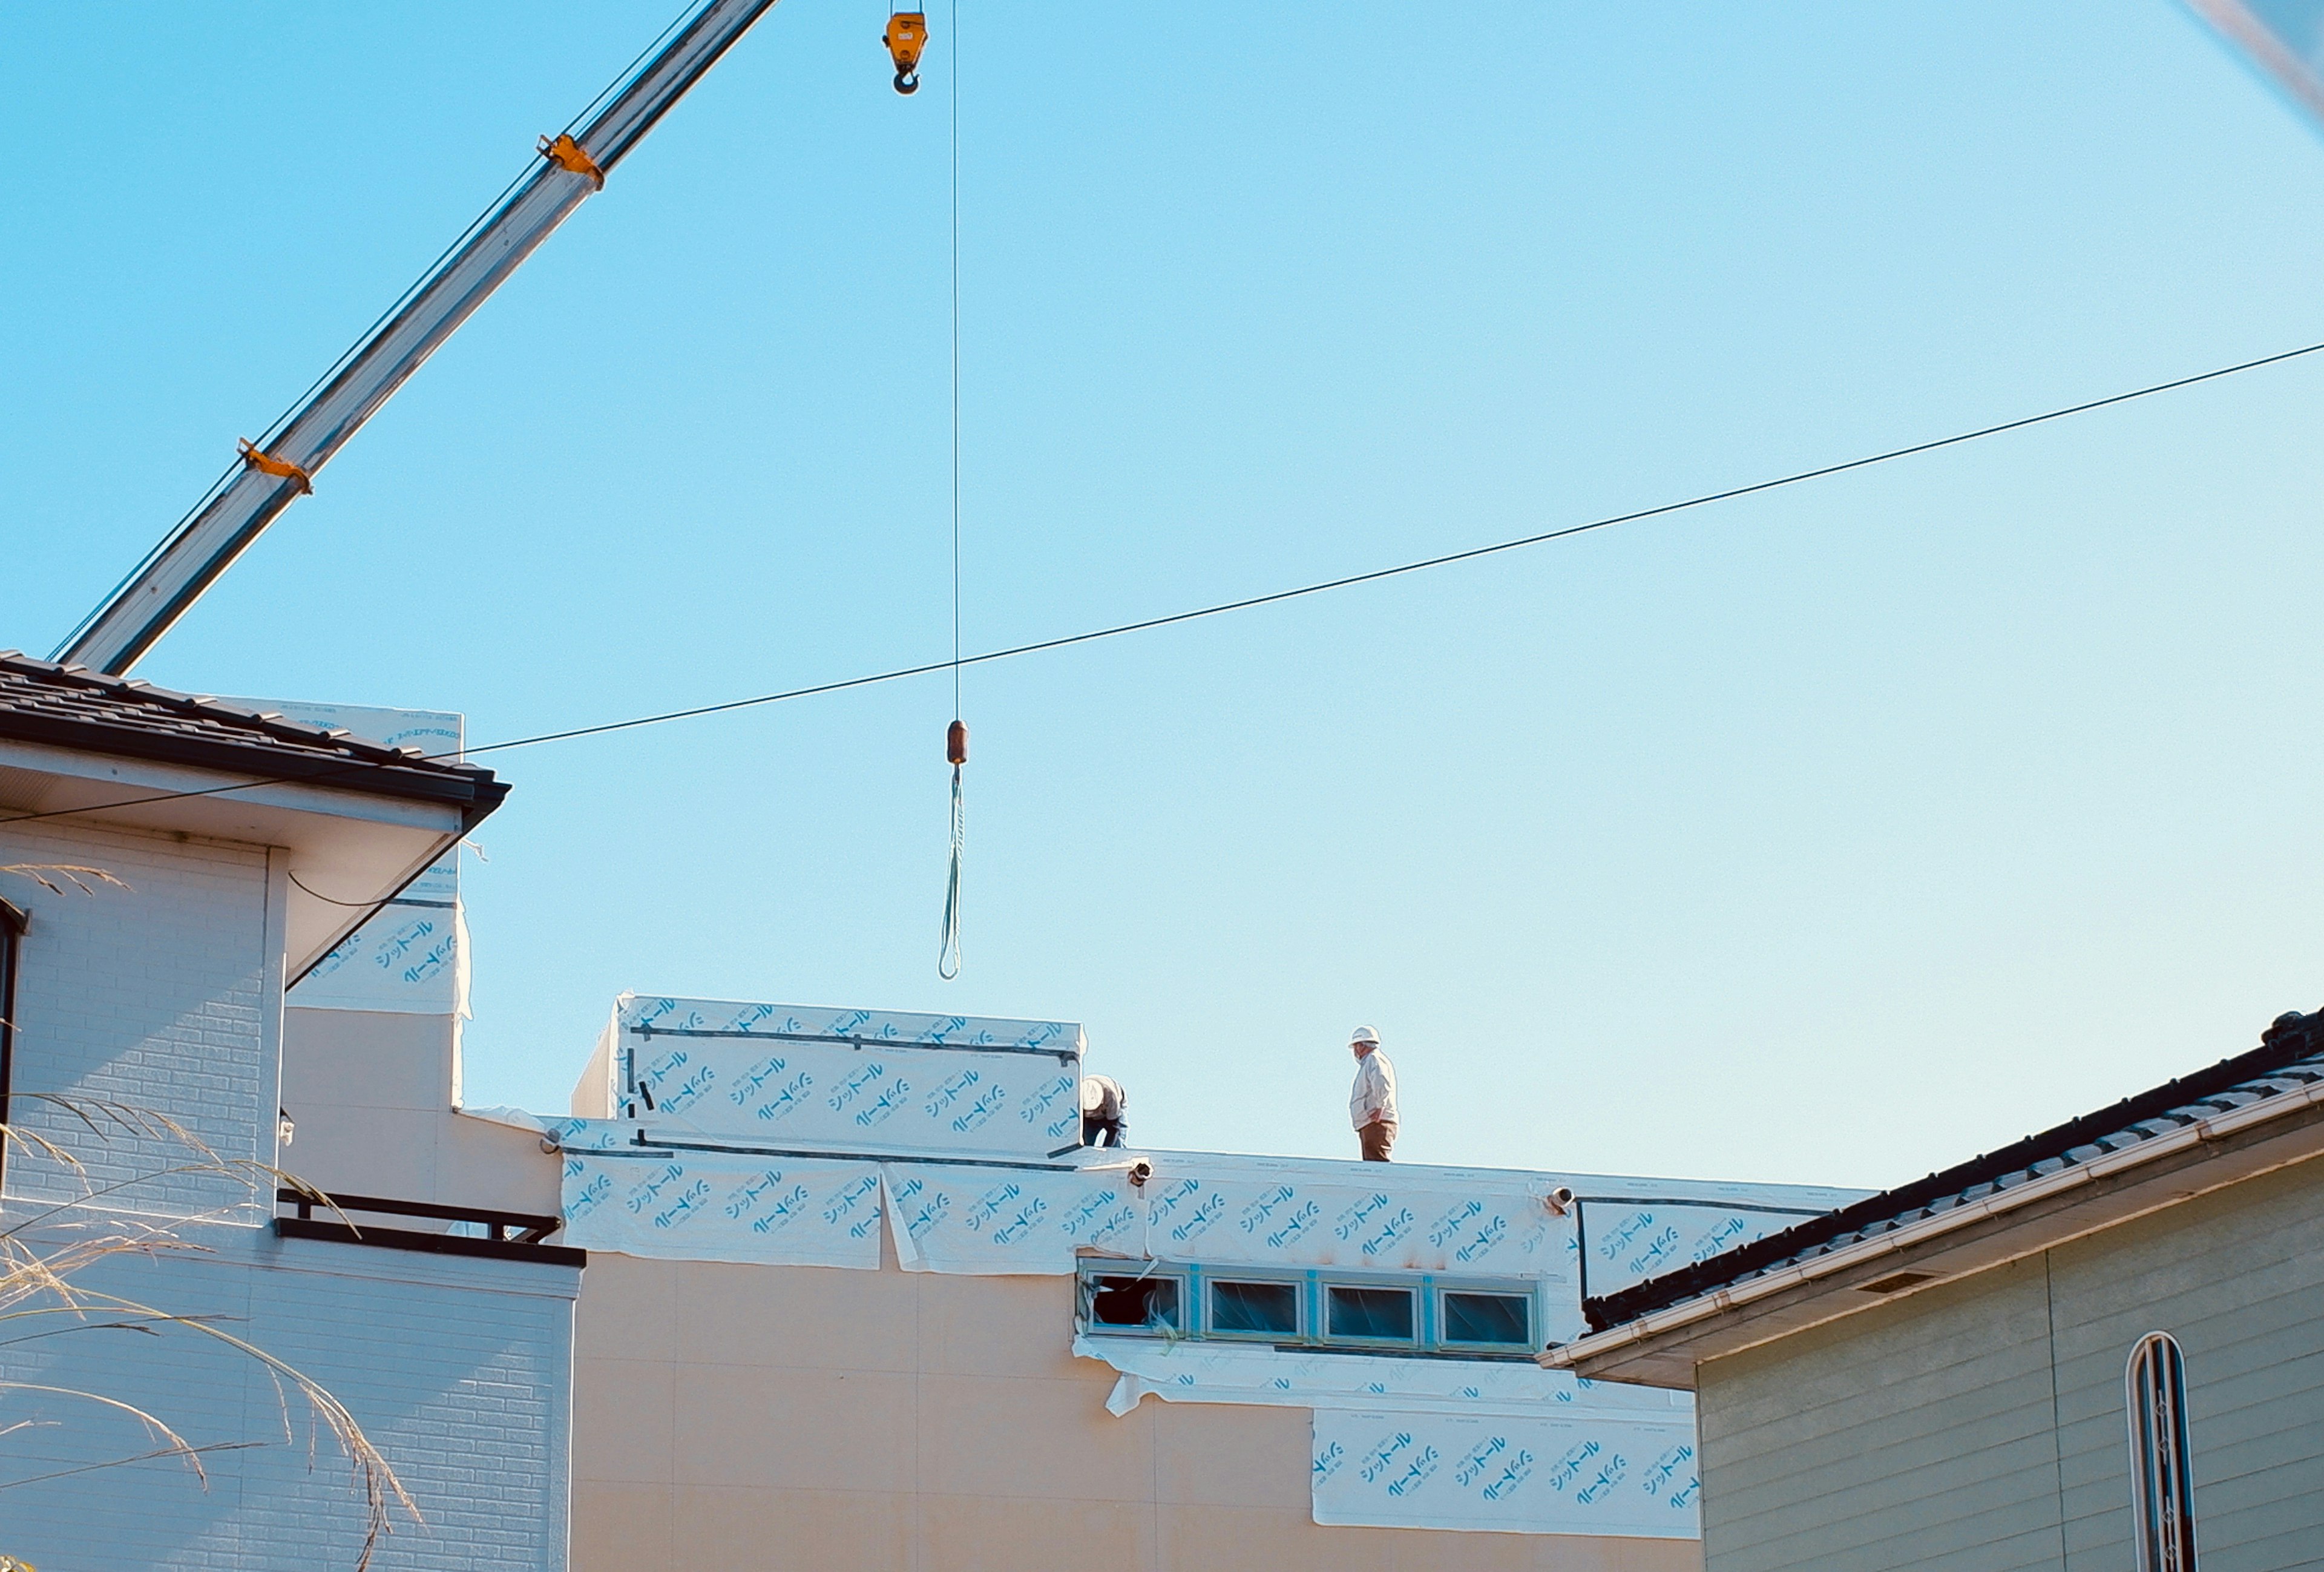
[1203,1271,1306,1341]
[1321,1278,1421,1350]
[1436,1284,1535,1351]
[1075,1260,1542,1361]
[1080,1264,1187,1334]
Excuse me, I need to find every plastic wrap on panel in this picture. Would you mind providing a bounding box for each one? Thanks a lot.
[560,1145,883,1269]
[1072,1336,1686,1419]
[1578,1197,1833,1301]
[539,1115,637,1151]
[255,699,468,1016]
[884,1163,1142,1275]
[591,995,1085,1160]
[1310,1408,1700,1539]
[1138,1156,1565,1277]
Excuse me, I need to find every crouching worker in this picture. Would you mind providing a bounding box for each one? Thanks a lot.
[1348,1025,1397,1161]
[1081,1073,1128,1147]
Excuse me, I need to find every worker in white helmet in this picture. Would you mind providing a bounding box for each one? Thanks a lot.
[1081,1073,1128,1148]
[1347,1025,1397,1162]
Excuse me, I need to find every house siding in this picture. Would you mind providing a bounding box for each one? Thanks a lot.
[1,818,278,1220]
[1696,1157,2324,1572]
[0,1223,579,1571]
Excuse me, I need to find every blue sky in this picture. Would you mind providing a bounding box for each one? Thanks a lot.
[6,2,2323,1188]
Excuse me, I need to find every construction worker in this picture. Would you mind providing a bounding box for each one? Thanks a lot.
[1348,1025,1397,1162]
[1081,1073,1128,1148]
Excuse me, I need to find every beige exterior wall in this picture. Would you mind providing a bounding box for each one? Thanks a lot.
[1694,1156,2324,1571]
[572,1249,1701,1572]
[280,1004,560,1214]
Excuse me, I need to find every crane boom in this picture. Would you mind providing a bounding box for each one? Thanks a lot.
[58,0,783,676]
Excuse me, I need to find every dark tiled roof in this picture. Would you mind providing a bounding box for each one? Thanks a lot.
[0,651,507,815]
[1584,1009,2324,1333]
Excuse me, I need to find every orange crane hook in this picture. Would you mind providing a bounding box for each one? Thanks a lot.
[885,11,928,94]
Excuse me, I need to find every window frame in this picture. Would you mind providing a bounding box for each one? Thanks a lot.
[1203,1271,1307,1342]
[1436,1283,1536,1352]
[0,898,22,1193]
[1078,1265,1188,1337]
[1320,1278,1423,1350]
[2125,1330,2199,1572]
[1075,1260,1543,1361]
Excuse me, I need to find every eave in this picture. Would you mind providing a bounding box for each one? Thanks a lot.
[1540,1077,2324,1390]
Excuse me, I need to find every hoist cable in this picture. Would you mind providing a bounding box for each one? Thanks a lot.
[937,0,967,979]
[9,334,2323,837]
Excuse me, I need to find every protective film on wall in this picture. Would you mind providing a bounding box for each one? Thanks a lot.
[1137,1155,1565,1278]
[589,995,1085,1162]
[1311,1408,1701,1539]
[249,699,469,1017]
[1575,1194,1834,1302]
[885,1163,1145,1274]
[1073,1335,1686,1419]
[561,1141,886,1269]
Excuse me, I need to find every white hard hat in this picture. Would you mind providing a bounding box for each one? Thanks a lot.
[1349,1025,1381,1047]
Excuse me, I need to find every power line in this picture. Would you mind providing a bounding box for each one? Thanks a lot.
[451,334,2324,757]
[9,334,2323,833]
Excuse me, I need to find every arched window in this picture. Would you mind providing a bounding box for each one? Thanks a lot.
[2125,1330,2199,1572]
[0,897,22,1192]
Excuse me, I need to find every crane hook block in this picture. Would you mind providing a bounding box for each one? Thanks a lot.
[947,719,968,767]
[537,133,606,190]
[885,12,928,94]
[237,438,313,496]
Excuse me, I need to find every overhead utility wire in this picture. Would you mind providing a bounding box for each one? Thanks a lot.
[9,335,2323,834]
[451,334,2324,754]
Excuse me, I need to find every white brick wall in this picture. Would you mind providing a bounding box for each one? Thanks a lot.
[1,820,277,1220]
[1,795,577,1571]
[0,1221,578,1571]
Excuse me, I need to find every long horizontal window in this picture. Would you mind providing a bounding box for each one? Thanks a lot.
[1075,1262,1539,1360]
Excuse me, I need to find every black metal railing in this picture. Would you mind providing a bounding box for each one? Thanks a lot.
[274,1188,582,1267]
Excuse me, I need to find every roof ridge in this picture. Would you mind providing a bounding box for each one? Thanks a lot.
[0,650,484,777]
[1583,1010,2324,1332]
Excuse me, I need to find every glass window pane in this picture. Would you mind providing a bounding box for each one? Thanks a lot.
[1211,1280,1299,1336]
[1326,1284,1414,1342]
[1443,1291,1531,1346]
[1090,1275,1178,1329]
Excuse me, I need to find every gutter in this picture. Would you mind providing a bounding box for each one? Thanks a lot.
[0,711,505,813]
[1540,1071,2324,1372]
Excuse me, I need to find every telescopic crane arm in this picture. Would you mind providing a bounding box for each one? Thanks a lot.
[57,0,784,676]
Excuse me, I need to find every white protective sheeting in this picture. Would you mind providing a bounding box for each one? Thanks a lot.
[1311,1407,1700,1538]
[554,1134,1137,1274]
[1578,1191,1840,1303]
[563,1142,886,1269]
[885,1163,1144,1274]
[251,699,470,1017]
[586,995,1085,1162]
[553,1129,1859,1301]
[1073,1335,1685,1419]
[1138,1153,1567,1277]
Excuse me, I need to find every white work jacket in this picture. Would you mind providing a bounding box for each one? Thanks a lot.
[1348,1050,1397,1130]
[1080,1074,1125,1122]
